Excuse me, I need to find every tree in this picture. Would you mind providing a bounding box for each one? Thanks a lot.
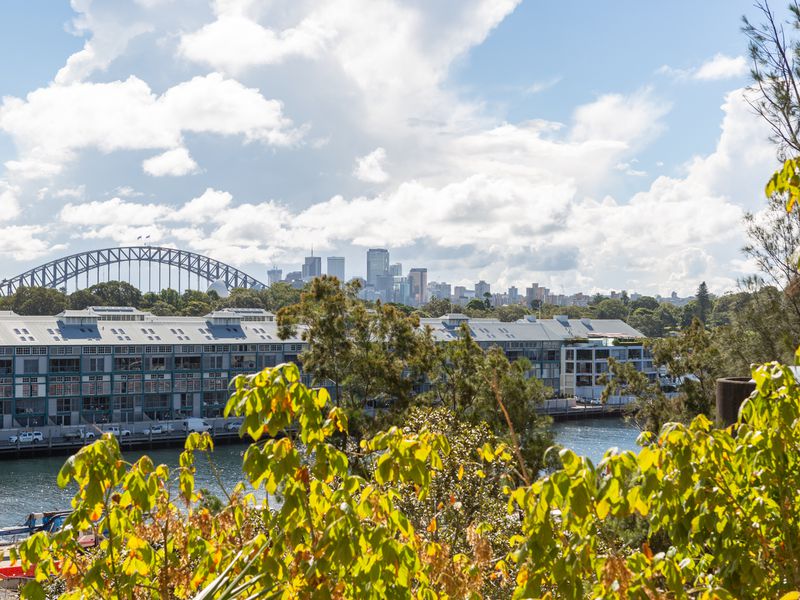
[88,281,142,307]
[694,281,712,324]
[496,304,529,322]
[278,277,431,412]
[220,288,264,309]
[12,286,67,315]
[513,362,800,599]
[743,1,800,157]
[629,296,659,312]
[421,296,452,317]
[593,298,627,320]
[465,298,487,312]
[627,307,663,337]
[68,288,101,310]
[649,318,721,419]
[278,277,356,405]
[260,282,302,311]
[181,300,213,316]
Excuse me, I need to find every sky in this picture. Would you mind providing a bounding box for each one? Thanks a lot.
[0,0,786,297]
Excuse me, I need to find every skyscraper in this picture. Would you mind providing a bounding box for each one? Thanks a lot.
[408,268,428,307]
[267,268,282,286]
[327,256,345,282]
[475,280,491,300]
[366,249,389,287]
[302,255,322,282]
[389,263,402,277]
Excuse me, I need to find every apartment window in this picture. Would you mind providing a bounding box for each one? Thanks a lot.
[23,359,39,374]
[49,358,80,373]
[113,357,142,371]
[231,354,256,370]
[56,398,73,413]
[203,355,223,370]
[85,357,106,372]
[175,356,201,370]
[113,396,135,411]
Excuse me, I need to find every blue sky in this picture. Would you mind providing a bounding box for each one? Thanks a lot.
[0,0,784,296]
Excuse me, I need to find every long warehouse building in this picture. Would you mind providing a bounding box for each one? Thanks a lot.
[0,307,654,429]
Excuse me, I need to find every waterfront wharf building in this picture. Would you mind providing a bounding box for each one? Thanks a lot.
[0,306,652,431]
[0,306,306,429]
[421,314,654,399]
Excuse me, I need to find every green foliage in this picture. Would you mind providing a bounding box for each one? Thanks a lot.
[694,281,712,324]
[593,298,627,320]
[19,355,800,599]
[277,276,433,413]
[423,326,553,478]
[513,362,800,599]
[11,286,67,315]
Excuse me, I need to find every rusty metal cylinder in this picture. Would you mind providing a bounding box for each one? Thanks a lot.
[715,377,756,427]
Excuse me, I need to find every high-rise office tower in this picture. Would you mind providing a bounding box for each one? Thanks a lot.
[267,268,282,286]
[327,256,345,282]
[366,249,390,287]
[302,254,322,282]
[475,280,491,300]
[389,263,402,277]
[408,268,428,307]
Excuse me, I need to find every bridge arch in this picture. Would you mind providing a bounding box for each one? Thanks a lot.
[0,246,266,296]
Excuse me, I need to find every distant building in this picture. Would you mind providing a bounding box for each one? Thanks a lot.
[284,271,302,283]
[508,286,519,304]
[408,268,428,307]
[453,286,468,306]
[423,313,653,396]
[327,257,345,282]
[389,263,402,277]
[267,268,282,286]
[475,280,491,302]
[376,274,395,301]
[302,255,322,282]
[366,249,390,287]
[394,276,412,305]
[428,281,451,301]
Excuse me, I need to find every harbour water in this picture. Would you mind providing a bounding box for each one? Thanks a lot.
[0,419,640,525]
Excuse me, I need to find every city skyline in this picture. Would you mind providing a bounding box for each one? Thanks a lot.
[281,247,695,307]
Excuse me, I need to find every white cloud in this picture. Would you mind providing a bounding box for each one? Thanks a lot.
[658,53,748,82]
[0,73,300,179]
[179,14,330,72]
[172,188,233,223]
[694,53,748,81]
[0,182,20,221]
[571,89,670,148]
[525,76,562,95]
[353,147,389,183]
[0,225,59,261]
[59,197,173,226]
[142,147,199,177]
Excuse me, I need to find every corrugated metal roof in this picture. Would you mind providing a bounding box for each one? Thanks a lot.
[0,312,303,346]
[420,316,644,343]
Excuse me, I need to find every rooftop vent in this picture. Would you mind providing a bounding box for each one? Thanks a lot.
[554,315,569,325]
[441,313,470,328]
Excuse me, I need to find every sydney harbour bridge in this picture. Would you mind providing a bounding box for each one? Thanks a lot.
[0,246,267,296]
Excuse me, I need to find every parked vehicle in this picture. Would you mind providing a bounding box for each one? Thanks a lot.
[182,418,211,433]
[102,426,131,437]
[224,421,242,432]
[10,431,43,444]
[141,424,163,435]
[63,428,95,441]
